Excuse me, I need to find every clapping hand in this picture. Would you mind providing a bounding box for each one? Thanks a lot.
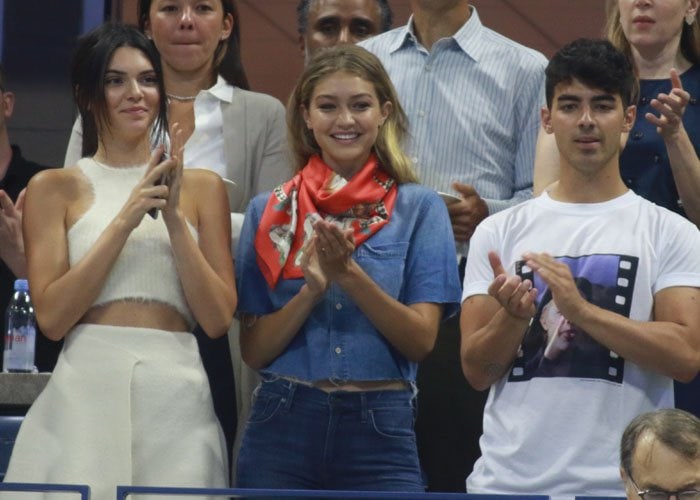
[647,69,689,141]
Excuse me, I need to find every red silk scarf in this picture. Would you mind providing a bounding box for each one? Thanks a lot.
[254,154,397,288]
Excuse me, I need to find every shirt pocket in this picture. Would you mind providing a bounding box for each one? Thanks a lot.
[354,241,409,298]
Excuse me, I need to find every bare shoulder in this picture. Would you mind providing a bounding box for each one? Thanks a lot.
[27,166,87,201]
[182,168,224,188]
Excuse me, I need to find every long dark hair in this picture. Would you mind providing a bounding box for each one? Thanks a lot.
[71,22,168,157]
[138,0,250,89]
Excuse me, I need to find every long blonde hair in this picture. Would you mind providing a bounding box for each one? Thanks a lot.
[606,0,700,66]
[286,44,418,184]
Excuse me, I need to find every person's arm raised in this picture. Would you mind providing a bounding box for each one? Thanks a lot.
[25,153,172,340]
[460,251,538,390]
[161,128,236,338]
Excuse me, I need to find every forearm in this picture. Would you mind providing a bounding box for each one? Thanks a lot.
[165,212,236,338]
[460,298,531,391]
[484,185,534,215]
[336,261,439,363]
[665,128,700,226]
[0,246,27,278]
[240,284,321,370]
[570,300,699,382]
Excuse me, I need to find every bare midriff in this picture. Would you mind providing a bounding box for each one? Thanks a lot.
[80,301,189,332]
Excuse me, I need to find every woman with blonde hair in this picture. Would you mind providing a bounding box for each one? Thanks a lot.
[234,44,461,491]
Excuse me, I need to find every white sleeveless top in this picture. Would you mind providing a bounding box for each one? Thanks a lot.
[68,158,196,327]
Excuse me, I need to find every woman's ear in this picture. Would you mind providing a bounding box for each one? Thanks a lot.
[221,13,234,41]
[379,101,392,126]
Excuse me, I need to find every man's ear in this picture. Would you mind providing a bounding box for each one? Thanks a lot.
[541,106,553,134]
[2,91,15,119]
[622,105,636,133]
[299,35,306,56]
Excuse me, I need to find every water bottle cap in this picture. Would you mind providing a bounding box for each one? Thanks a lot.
[13,279,28,292]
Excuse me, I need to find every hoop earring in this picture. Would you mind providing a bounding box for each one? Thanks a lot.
[687,13,696,26]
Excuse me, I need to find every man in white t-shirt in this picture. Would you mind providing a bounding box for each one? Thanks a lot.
[460,38,700,497]
[620,409,700,500]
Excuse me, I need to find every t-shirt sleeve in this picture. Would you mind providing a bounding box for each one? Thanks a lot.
[462,221,499,303]
[655,217,700,293]
[235,194,275,316]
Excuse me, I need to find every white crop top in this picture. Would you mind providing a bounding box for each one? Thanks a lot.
[68,158,196,327]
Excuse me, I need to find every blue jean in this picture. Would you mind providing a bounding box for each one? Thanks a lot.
[236,377,424,492]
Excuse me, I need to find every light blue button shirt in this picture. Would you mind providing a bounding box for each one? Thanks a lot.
[236,184,462,383]
[359,7,547,216]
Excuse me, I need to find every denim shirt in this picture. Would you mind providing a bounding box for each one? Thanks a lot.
[236,183,462,383]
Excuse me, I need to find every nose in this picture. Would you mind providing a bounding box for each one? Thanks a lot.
[578,105,594,128]
[179,7,194,30]
[337,107,354,126]
[338,27,351,44]
[126,78,144,101]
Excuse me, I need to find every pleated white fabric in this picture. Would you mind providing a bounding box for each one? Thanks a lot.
[3,324,228,500]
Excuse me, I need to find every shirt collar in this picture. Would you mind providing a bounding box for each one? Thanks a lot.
[390,6,486,62]
[202,74,233,103]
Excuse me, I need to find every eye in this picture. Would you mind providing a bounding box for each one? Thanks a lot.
[317,103,336,111]
[140,74,159,86]
[316,20,339,35]
[559,103,577,112]
[351,21,373,37]
[158,2,178,13]
[594,103,614,112]
[196,2,214,12]
[353,101,371,110]
[104,76,123,86]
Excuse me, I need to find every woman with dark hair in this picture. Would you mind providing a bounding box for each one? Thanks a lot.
[4,23,236,499]
[64,0,289,463]
[235,44,462,491]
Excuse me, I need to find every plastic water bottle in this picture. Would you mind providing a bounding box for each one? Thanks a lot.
[3,279,37,373]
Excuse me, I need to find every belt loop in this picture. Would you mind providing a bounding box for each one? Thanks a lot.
[283,380,297,413]
[360,392,368,424]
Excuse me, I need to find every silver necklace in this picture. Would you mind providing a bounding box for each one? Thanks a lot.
[166,92,198,102]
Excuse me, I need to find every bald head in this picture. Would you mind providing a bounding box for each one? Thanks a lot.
[620,409,700,500]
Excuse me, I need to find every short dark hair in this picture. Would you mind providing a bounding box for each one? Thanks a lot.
[296,0,393,35]
[545,38,636,109]
[620,409,700,477]
[71,22,168,157]
[138,0,250,90]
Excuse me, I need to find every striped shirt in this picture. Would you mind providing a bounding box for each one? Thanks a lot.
[359,7,547,216]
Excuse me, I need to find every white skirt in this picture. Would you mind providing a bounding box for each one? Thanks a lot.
[3,324,228,500]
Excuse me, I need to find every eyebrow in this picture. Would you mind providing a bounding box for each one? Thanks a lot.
[556,94,616,103]
[314,93,374,100]
[104,69,156,76]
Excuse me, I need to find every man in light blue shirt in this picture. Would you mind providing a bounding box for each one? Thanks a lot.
[360,0,546,492]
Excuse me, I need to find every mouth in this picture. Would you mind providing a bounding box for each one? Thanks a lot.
[123,107,148,115]
[575,136,600,148]
[632,15,655,27]
[331,132,360,143]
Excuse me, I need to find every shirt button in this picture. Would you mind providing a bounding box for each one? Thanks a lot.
[334,347,342,354]
[639,96,649,105]
[335,303,342,310]
[653,154,660,164]
[425,64,432,72]
[632,131,643,140]
[411,156,419,164]
[418,110,425,118]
